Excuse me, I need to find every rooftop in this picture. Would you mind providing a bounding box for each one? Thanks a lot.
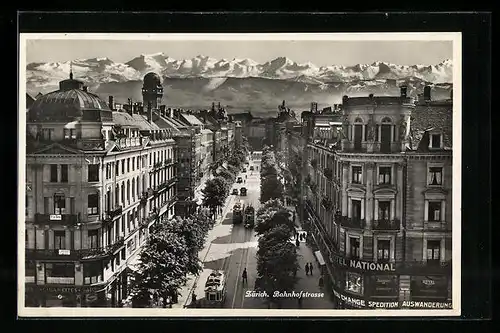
[409,100,453,151]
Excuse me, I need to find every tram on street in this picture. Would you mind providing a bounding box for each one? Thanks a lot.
[233,201,244,224]
[203,270,227,307]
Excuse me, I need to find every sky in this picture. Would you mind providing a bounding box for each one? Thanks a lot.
[25,39,453,66]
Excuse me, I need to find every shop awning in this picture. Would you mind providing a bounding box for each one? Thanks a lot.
[314,250,326,266]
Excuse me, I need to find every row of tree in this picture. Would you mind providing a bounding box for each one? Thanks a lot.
[259,145,284,203]
[255,147,299,308]
[201,146,248,218]
[129,208,215,308]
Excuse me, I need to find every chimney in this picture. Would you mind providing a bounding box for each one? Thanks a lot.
[147,101,152,123]
[424,86,431,101]
[211,102,215,112]
[400,85,408,98]
[218,102,221,109]
[108,96,114,110]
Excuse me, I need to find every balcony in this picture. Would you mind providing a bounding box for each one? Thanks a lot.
[140,212,158,229]
[321,197,333,211]
[323,168,333,180]
[338,216,365,229]
[33,213,78,225]
[165,158,175,165]
[25,238,125,261]
[167,177,177,187]
[105,206,122,221]
[373,219,401,230]
[153,162,164,171]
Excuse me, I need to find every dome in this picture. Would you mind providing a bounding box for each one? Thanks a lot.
[28,85,112,123]
[143,72,162,88]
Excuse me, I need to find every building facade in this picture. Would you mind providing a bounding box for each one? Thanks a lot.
[295,87,453,310]
[25,72,177,307]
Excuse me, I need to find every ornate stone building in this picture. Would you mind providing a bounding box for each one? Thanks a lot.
[24,71,177,307]
[297,86,453,309]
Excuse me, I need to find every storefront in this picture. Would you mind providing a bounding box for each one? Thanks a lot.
[409,275,450,302]
[25,285,107,308]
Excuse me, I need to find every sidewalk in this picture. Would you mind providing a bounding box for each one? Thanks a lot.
[173,190,236,308]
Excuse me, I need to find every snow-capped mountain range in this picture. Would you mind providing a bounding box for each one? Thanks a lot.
[27,53,453,89]
[26,54,453,115]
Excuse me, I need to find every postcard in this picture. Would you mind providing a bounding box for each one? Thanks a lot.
[18,32,461,317]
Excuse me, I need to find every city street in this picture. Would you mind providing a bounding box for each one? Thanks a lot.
[181,157,266,308]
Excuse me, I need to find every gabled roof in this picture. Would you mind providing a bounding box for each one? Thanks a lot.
[26,93,35,109]
[409,100,453,151]
[29,142,82,155]
[180,113,204,126]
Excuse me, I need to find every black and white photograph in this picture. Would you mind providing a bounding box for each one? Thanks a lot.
[18,32,461,317]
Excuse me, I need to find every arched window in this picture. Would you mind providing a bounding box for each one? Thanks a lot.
[132,178,136,201]
[115,184,119,206]
[121,182,125,205]
[382,117,392,123]
[126,180,130,203]
[355,117,363,123]
[137,176,140,197]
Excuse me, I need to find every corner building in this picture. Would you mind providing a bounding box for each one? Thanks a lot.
[24,72,177,307]
[301,87,452,309]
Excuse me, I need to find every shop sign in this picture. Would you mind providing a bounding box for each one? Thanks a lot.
[331,254,396,272]
[25,285,103,294]
[49,215,62,221]
[333,288,452,309]
[58,249,71,255]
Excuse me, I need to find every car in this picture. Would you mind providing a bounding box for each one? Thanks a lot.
[237,177,243,183]
[232,189,239,195]
[249,166,254,171]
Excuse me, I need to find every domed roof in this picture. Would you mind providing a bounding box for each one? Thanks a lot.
[143,72,162,87]
[28,77,112,123]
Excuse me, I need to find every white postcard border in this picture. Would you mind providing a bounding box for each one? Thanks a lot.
[18,32,462,317]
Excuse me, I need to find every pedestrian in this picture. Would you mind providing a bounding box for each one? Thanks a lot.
[309,263,314,276]
[242,268,248,284]
[305,263,310,276]
[318,275,324,288]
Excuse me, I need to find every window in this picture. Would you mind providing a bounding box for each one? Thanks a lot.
[50,165,58,182]
[63,129,76,139]
[127,158,130,173]
[121,160,125,174]
[88,229,99,248]
[430,134,442,149]
[45,263,74,278]
[121,183,125,204]
[42,128,53,140]
[126,181,130,203]
[427,240,441,263]
[351,199,362,220]
[88,165,99,182]
[54,230,66,249]
[115,162,119,176]
[25,260,36,277]
[70,198,75,214]
[378,166,391,184]
[377,239,390,262]
[44,197,50,214]
[137,157,140,169]
[54,194,66,214]
[132,157,135,171]
[61,165,68,183]
[349,237,360,259]
[64,129,70,139]
[428,201,442,222]
[352,166,362,184]
[428,167,443,186]
[132,178,136,201]
[83,261,102,285]
[378,201,391,220]
[87,193,99,215]
[345,272,364,295]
